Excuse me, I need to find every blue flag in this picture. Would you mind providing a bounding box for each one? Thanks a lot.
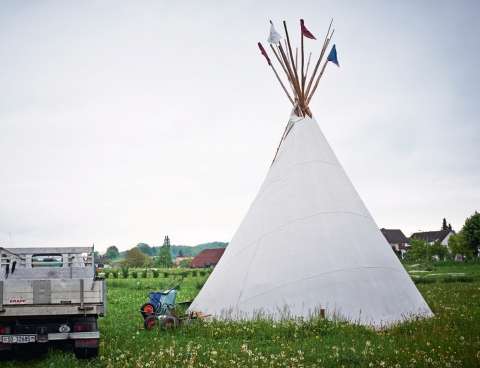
[327,44,340,67]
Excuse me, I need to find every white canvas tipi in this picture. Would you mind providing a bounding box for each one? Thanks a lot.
[190,20,433,325]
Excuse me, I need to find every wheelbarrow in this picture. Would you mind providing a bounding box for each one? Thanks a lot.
[143,308,212,330]
[139,276,187,329]
[138,276,210,330]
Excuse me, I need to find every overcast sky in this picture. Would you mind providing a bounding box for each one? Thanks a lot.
[1,0,479,253]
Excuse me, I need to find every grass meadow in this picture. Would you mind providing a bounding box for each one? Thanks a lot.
[1,261,480,367]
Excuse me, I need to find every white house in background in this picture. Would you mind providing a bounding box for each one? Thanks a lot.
[409,230,453,246]
[94,257,112,269]
[380,228,409,258]
[380,228,409,250]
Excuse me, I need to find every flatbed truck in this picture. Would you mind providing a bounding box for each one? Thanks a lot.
[0,247,106,359]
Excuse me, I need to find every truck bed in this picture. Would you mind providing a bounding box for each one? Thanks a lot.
[1,278,105,317]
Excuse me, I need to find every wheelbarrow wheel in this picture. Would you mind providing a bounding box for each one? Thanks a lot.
[144,315,157,330]
[161,316,179,330]
[140,302,156,319]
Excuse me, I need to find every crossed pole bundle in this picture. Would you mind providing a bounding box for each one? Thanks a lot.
[258,19,335,166]
[259,19,334,119]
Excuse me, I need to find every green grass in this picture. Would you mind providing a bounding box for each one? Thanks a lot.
[411,277,437,284]
[443,276,474,283]
[2,262,480,367]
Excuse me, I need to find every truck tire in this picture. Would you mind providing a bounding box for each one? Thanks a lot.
[0,349,15,361]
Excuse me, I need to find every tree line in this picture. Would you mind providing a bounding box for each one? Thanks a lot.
[100,237,228,268]
[407,212,480,261]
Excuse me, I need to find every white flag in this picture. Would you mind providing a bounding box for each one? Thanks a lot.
[267,23,282,44]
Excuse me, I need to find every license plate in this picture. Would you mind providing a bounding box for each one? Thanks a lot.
[2,335,36,343]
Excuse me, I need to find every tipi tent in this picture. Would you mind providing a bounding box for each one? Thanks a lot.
[191,20,433,326]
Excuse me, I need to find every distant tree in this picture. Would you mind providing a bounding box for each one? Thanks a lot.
[178,258,193,268]
[156,246,173,268]
[442,218,448,230]
[93,251,101,259]
[125,248,152,267]
[462,211,480,256]
[429,240,449,260]
[105,246,120,260]
[448,233,474,260]
[136,243,153,256]
[143,258,152,269]
[448,223,452,231]
[179,250,184,257]
[163,235,171,248]
[409,237,428,261]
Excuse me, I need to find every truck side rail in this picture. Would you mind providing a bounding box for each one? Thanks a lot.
[0,247,95,280]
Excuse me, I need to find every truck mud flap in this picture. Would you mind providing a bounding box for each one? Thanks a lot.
[0,342,12,351]
[74,338,99,348]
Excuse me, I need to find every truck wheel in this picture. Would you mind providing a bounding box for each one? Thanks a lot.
[161,316,179,330]
[144,315,157,330]
[0,349,15,361]
[74,347,99,359]
[140,302,156,319]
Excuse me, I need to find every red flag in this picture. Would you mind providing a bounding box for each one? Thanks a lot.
[300,19,316,40]
[258,42,271,66]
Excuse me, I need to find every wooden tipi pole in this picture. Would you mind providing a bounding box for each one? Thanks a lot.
[304,20,333,98]
[270,119,290,167]
[307,59,329,104]
[270,45,297,99]
[277,43,302,102]
[259,42,295,105]
[283,21,303,105]
[301,32,305,98]
[270,64,295,105]
[305,52,312,78]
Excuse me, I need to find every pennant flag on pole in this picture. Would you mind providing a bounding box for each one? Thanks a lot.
[267,22,282,44]
[258,42,271,66]
[327,44,340,67]
[300,19,316,40]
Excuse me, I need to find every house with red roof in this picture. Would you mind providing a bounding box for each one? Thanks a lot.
[189,248,226,268]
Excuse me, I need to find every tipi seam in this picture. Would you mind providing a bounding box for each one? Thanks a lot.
[237,266,406,306]
[209,210,375,278]
[255,160,343,203]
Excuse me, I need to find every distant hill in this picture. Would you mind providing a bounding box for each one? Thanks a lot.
[170,242,228,258]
